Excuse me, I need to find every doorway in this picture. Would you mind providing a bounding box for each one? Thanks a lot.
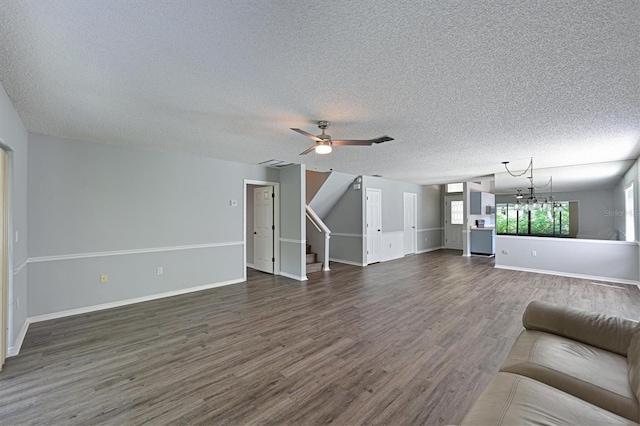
[444,195,464,250]
[244,180,280,280]
[403,192,417,255]
[366,188,382,264]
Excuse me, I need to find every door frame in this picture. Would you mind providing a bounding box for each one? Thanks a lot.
[244,180,280,280]
[444,194,464,250]
[0,144,9,367]
[403,192,417,255]
[252,185,275,274]
[365,188,382,264]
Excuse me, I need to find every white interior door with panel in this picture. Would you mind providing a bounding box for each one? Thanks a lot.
[403,192,417,255]
[253,186,274,273]
[445,195,464,250]
[366,188,382,264]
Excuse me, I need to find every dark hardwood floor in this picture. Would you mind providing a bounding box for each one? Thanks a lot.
[2,249,640,425]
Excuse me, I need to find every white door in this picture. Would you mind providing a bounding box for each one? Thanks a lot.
[254,186,274,273]
[445,195,464,250]
[403,193,417,255]
[366,188,382,264]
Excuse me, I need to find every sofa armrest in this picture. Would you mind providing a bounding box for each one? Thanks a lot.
[522,301,638,356]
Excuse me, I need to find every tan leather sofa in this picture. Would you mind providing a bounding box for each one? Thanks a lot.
[460,301,640,425]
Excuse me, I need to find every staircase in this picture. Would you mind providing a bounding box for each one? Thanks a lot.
[306,244,323,274]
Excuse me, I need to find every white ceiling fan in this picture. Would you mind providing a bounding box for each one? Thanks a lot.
[291,121,394,155]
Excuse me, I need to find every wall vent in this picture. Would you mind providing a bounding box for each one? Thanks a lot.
[259,159,294,168]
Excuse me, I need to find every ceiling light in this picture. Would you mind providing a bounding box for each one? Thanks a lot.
[503,157,554,211]
[315,144,332,154]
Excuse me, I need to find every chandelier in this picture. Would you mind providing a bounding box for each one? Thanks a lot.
[502,158,561,212]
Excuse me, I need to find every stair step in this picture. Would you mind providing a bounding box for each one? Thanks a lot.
[306,262,323,274]
[306,253,317,264]
[306,244,312,254]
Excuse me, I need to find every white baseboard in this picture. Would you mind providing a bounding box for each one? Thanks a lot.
[28,278,246,325]
[246,263,255,269]
[416,246,443,254]
[7,319,30,358]
[279,271,308,281]
[329,258,366,267]
[494,265,640,286]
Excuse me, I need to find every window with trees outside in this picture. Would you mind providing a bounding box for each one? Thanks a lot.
[496,202,570,236]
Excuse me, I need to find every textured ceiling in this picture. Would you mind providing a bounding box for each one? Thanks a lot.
[0,0,638,185]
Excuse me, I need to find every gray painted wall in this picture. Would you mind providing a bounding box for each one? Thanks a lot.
[323,175,443,264]
[324,174,364,265]
[362,176,421,232]
[363,176,443,252]
[308,171,356,219]
[554,188,616,239]
[279,164,306,279]
[324,179,363,234]
[419,184,443,250]
[0,82,29,350]
[495,235,639,283]
[27,133,280,316]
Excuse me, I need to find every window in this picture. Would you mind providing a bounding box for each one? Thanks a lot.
[446,183,463,193]
[625,184,635,242]
[496,202,570,237]
[450,200,463,224]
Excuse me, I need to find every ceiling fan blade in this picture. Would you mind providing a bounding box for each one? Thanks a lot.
[299,145,317,155]
[331,140,374,146]
[332,136,394,146]
[291,128,322,142]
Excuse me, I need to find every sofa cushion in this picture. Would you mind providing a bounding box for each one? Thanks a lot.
[629,329,640,415]
[460,372,638,425]
[500,330,638,421]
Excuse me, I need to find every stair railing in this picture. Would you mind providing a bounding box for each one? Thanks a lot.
[305,205,331,271]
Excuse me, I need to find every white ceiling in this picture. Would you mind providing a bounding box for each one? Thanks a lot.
[0,0,638,185]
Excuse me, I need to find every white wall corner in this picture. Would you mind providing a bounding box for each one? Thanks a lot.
[7,318,30,358]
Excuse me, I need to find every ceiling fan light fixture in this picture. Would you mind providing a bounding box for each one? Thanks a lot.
[292,121,393,155]
[315,144,332,154]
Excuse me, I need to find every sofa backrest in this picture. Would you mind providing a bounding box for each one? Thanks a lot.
[629,329,640,417]
[522,301,638,357]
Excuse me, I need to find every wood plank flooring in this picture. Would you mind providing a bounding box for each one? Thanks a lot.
[2,249,640,425]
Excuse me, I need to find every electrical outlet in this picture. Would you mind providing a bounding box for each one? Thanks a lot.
[100,274,108,283]
[15,231,18,243]
[424,237,428,242]
[15,297,19,310]
[502,250,509,254]
[157,267,163,275]
[531,250,537,257]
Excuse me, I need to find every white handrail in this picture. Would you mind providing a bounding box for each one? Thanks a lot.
[305,205,331,272]
[306,205,330,234]
[306,212,322,232]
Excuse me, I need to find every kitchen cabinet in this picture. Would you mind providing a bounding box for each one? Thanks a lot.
[470,229,495,255]
[470,192,495,215]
